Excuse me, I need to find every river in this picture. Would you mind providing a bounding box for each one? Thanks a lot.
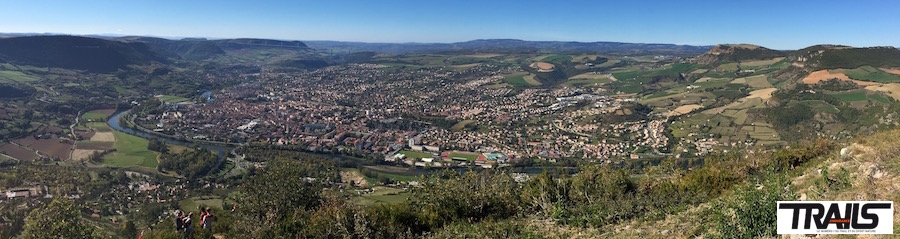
[107,110,231,169]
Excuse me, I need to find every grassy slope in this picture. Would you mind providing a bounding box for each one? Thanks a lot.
[606,128,900,238]
[430,127,900,238]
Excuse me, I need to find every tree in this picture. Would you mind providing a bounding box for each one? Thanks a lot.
[120,221,137,238]
[21,198,96,239]
[231,159,332,237]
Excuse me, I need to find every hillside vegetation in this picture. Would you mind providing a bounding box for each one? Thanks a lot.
[796,46,900,70]
[695,44,785,65]
[0,36,161,72]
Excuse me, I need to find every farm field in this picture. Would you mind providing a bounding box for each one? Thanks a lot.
[87,122,112,131]
[595,59,621,68]
[829,90,868,102]
[667,104,703,117]
[841,66,900,83]
[529,62,554,72]
[81,109,115,121]
[865,83,900,100]
[14,136,72,160]
[802,70,852,84]
[0,70,39,83]
[740,57,785,67]
[0,143,37,161]
[571,54,597,62]
[102,131,159,169]
[880,68,900,75]
[503,73,540,87]
[731,75,772,89]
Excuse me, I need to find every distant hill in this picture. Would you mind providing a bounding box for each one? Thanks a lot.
[305,39,710,56]
[214,38,308,50]
[117,37,227,61]
[118,37,309,61]
[792,45,900,69]
[694,44,785,65]
[0,35,161,72]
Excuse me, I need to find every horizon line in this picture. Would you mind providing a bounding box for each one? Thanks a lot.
[3,32,899,51]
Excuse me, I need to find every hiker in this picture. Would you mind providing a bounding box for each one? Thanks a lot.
[198,207,207,229]
[182,212,194,239]
[174,210,184,231]
[201,207,214,229]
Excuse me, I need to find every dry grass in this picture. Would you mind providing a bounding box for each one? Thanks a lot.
[667,104,703,117]
[880,68,900,75]
[91,132,115,142]
[608,127,900,238]
[523,74,542,85]
[802,70,852,84]
[746,87,776,100]
[865,83,900,100]
[72,149,99,161]
[740,57,784,67]
[740,75,773,89]
[530,62,555,72]
[340,169,370,188]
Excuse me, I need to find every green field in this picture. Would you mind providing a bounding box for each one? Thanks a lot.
[86,122,112,131]
[502,73,540,87]
[830,90,868,102]
[450,120,477,131]
[362,167,422,182]
[540,54,572,64]
[179,196,224,211]
[843,66,900,83]
[156,95,190,103]
[870,93,892,104]
[103,131,159,169]
[81,112,110,121]
[716,63,739,72]
[351,186,410,206]
[0,70,39,83]
[399,150,433,159]
[594,59,621,68]
[801,100,840,114]
[744,75,773,89]
[448,152,479,161]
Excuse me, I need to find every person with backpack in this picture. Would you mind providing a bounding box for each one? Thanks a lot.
[201,207,214,229]
[174,210,184,231]
[182,212,194,239]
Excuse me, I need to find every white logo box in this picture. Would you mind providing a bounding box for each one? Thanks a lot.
[777,201,893,235]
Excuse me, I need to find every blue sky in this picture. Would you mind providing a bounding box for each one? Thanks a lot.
[1,0,898,49]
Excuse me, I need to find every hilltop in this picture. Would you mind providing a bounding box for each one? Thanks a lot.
[0,35,162,72]
[117,37,310,61]
[792,45,900,70]
[694,44,785,65]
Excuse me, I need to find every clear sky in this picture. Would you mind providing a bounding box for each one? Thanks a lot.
[1,0,898,49]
